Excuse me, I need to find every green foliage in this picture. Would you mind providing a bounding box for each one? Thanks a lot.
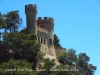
[77,53,96,75]
[78,53,90,63]
[77,53,90,70]
[0,10,22,32]
[20,28,27,34]
[42,58,55,70]
[37,58,55,75]
[58,49,77,65]
[67,49,77,65]
[0,32,43,69]
[0,9,97,75]
[0,59,36,75]
[54,34,62,48]
[35,51,45,63]
[52,64,80,75]
[5,10,22,32]
[57,49,97,75]
[0,32,45,74]
[0,59,33,69]
[58,51,68,65]
[0,16,6,28]
[88,64,97,75]
[0,32,97,75]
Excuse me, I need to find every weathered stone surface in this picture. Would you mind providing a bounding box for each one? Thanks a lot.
[25,4,65,65]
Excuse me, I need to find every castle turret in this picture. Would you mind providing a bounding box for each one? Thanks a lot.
[37,17,54,45]
[25,4,59,65]
[25,4,37,34]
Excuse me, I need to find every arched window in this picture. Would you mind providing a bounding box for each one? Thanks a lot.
[49,39,52,45]
[44,38,46,44]
[41,37,43,43]
[38,37,40,42]
[41,26,43,28]
[35,37,37,40]
[36,37,38,42]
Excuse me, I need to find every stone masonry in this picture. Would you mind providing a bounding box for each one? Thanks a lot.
[25,4,59,64]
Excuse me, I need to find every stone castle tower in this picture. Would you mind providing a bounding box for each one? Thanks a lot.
[25,4,58,61]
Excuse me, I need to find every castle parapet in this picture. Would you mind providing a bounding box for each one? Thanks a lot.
[49,17,54,24]
[25,4,37,14]
[37,17,54,25]
[25,4,37,9]
[37,26,48,34]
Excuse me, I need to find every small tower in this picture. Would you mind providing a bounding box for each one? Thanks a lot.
[25,4,37,34]
[48,17,54,46]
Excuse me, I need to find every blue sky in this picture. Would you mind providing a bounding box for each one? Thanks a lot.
[0,0,100,75]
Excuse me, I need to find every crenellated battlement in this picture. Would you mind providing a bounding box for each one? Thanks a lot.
[25,4,37,14]
[25,4,37,34]
[37,26,48,34]
[25,4,37,9]
[37,17,54,25]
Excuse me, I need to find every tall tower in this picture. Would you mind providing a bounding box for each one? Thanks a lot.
[25,4,37,34]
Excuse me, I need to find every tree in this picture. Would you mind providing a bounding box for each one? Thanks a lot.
[77,53,89,70]
[58,51,68,65]
[0,15,6,28]
[0,59,36,75]
[0,14,6,41]
[67,49,77,65]
[0,10,22,33]
[6,10,22,32]
[78,53,90,63]
[54,34,62,48]
[20,28,27,34]
[37,58,55,75]
[0,32,43,70]
[88,64,97,75]
[77,53,96,75]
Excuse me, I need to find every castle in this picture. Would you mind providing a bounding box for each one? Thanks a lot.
[25,4,66,63]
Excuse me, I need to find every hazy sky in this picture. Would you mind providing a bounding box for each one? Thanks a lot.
[0,0,100,75]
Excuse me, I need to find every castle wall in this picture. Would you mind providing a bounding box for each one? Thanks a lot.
[37,30,49,41]
[37,26,54,45]
[37,26,48,34]
[55,48,66,57]
[36,17,54,45]
[37,17,54,31]
[37,30,56,56]
[25,4,59,65]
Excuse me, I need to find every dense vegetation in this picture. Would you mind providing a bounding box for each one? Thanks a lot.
[0,10,97,75]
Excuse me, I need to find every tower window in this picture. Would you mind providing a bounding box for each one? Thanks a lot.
[41,26,43,28]
[36,37,38,41]
[49,39,52,45]
[44,38,46,44]
[41,37,43,43]
[36,37,37,40]
[38,37,40,42]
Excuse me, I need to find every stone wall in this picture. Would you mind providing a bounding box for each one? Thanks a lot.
[25,4,59,65]
[55,48,66,57]
[25,4,37,34]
